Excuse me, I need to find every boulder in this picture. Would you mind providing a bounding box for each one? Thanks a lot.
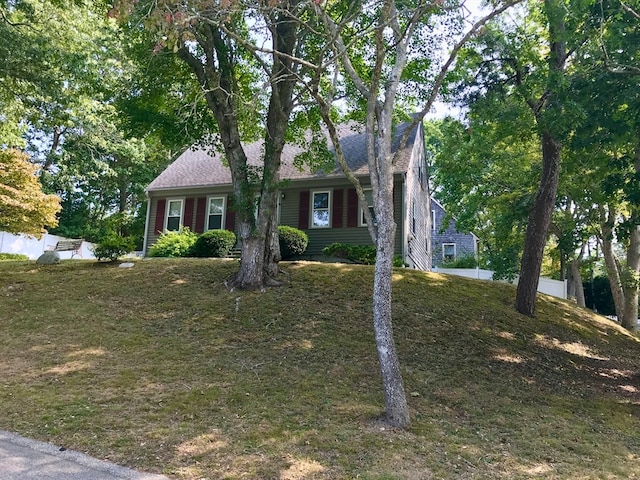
[36,251,61,265]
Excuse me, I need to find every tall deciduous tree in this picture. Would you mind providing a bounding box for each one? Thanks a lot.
[304,0,520,427]
[445,0,595,316]
[511,0,570,316]
[119,0,312,289]
[431,111,540,281]
[0,0,178,245]
[0,149,61,236]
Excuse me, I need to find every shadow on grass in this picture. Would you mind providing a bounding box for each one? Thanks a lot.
[0,259,639,479]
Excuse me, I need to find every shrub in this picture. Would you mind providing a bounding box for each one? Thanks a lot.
[442,254,478,269]
[278,226,308,259]
[93,233,135,262]
[393,255,408,268]
[583,275,616,315]
[323,243,408,267]
[0,253,29,261]
[148,228,197,258]
[190,230,236,258]
[322,243,376,265]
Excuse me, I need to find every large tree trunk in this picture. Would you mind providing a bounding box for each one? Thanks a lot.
[515,131,561,316]
[178,7,300,290]
[569,243,586,308]
[570,255,586,308]
[515,0,566,317]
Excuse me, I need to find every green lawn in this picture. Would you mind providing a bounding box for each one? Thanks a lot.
[0,258,639,479]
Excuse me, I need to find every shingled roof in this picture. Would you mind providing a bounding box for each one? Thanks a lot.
[146,120,419,192]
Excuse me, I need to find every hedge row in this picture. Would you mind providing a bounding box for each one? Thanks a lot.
[147,226,309,259]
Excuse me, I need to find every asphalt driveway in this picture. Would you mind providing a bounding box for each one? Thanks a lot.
[0,430,169,480]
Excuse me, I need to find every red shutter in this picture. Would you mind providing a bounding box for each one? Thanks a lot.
[154,199,166,233]
[332,189,344,228]
[225,210,236,232]
[298,190,310,229]
[195,197,206,233]
[183,197,195,229]
[347,188,359,228]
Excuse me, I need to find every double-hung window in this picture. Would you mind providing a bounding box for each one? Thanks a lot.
[166,199,183,231]
[207,196,226,230]
[312,191,330,228]
[443,243,456,262]
[360,189,376,226]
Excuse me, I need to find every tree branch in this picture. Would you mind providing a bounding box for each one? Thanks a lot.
[394,0,525,162]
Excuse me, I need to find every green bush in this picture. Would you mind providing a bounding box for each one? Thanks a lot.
[190,230,236,258]
[278,226,308,259]
[393,255,408,268]
[323,242,408,267]
[322,243,376,264]
[0,253,29,261]
[93,233,135,262]
[148,228,197,258]
[583,275,616,315]
[442,254,478,269]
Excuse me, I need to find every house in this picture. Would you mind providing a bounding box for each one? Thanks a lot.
[143,121,433,270]
[430,197,478,267]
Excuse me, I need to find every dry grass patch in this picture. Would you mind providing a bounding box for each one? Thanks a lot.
[0,258,639,479]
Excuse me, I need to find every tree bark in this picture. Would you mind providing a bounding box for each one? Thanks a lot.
[229,235,266,290]
[569,254,586,308]
[372,156,410,428]
[515,131,561,316]
[600,205,626,321]
[178,6,300,290]
[373,222,409,428]
[515,0,566,316]
[621,225,640,332]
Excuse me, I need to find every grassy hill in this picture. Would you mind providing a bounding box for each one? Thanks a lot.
[0,258,639,479]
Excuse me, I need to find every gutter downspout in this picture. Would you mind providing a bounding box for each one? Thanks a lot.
[142,191,151,257]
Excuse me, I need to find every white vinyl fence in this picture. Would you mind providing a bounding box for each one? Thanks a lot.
[0,231,96,260]
[434,267,567,300]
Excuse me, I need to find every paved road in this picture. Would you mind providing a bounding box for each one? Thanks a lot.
[0,430,170,479]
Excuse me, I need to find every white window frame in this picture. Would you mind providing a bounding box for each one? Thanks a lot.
[360,188,376,227]
[206,195,226,231]
[443,243,456,262]
[432,209,436,231]
[165,198,184,232]
[311,190,331,228]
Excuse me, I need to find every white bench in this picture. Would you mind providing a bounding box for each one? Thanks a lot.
[52,239,83,258]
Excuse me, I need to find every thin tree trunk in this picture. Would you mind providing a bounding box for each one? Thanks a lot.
[373,190,409,428]
[263,191,281,282]
[621,224,640,332]
[600,205,626,321]
[515,131,561,316]
[621,150,640,332]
